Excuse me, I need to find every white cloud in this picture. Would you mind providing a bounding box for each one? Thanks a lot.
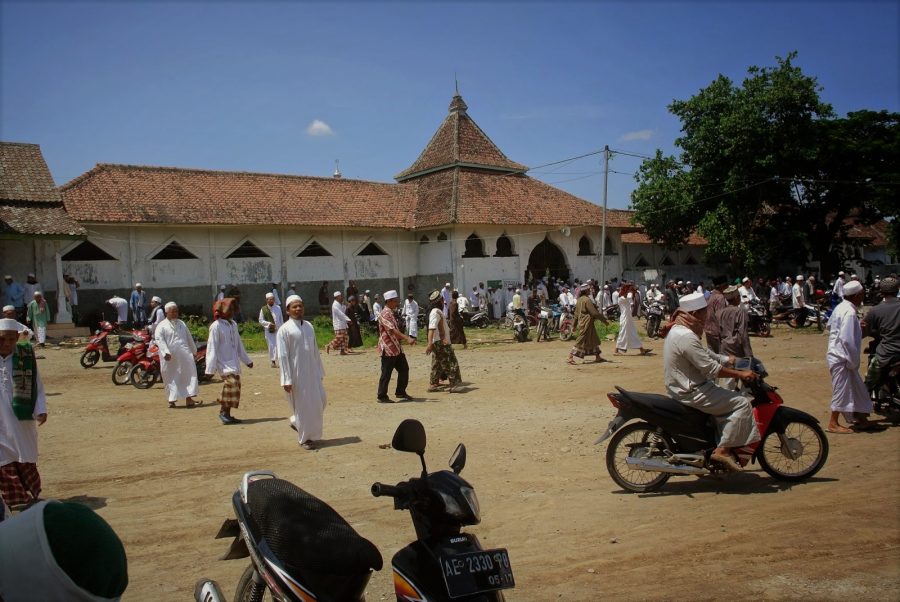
[306,120,334,137]
[619,129,654,142]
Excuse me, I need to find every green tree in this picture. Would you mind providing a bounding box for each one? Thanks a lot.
[630,53,897,274]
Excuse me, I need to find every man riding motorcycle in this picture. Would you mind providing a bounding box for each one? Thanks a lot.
[662,292,759,472]
[863,276,900,392]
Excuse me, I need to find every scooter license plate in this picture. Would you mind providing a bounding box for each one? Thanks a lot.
[440,548,514,598]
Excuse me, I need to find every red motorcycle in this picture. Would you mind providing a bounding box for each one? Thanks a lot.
[80,321,142,368]
[128,340,210,389]
[596,358,828,492]
[111,331,151,385]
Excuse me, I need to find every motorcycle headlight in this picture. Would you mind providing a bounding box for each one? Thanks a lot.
[437,486,481,524]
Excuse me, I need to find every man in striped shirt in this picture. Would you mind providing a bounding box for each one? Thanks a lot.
[376,290,417,403]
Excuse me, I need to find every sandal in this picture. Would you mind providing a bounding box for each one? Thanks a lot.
[168,401,176,409]
[639,348,652,356]
[566,357,576,365]
[826,425,853,434]
[427,386,441,392]
[186,399,203,408]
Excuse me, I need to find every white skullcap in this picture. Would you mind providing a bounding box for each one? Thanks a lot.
[285,294,302,306]
[3,275,10,279]
[219,285,226,290]
[2,305,13,312]
[135,282,142,287]
[265,293,274,299]
[838,271,845,276]
[850,274,859,280]
[27,273,35,278]
[152,296,162,304]
[334,291,342,298]
[0,318,20,332]
[164,302,178,311]
[515,288,521,293]
[843,281,863,296]
[677,280,683,285]
[679,292,708,312]
[445,283,451,287]
[33,291,42,297]
[384,290,398,300]
[742,277,750,283]
[796,275,804,280]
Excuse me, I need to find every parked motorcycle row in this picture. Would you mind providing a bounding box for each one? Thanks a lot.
[79,320,210,389]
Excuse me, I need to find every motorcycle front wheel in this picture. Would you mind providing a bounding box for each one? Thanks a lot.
[559,322,573,341]
[80,349,100,368]
[235,565,272,602]
[605,422,673,493]
[758,321,772,337]
[111,361,132,386]
[757,417,828,482]
[128,363,159,389]
[646,315,660,339]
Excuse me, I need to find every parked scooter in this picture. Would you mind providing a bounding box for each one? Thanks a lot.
[194,419,514,601]
[460,308,490,329]
[865,342,900,422]
[79,320,140,368]
[596,358,828,492]
[511,312,529,343]
[534,305,553,342]
[128,340,209,389]
[111,330,151,385]
[746,300,773,337]
[642,300,665,339]
[557,306,574,341]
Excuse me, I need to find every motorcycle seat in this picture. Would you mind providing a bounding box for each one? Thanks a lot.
[614,387,708,419]
[246,478,383,576]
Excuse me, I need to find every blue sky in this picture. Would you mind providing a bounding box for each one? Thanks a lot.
[1,1,897,209]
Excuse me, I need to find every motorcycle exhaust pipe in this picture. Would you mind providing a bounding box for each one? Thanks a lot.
[625,456,708,475]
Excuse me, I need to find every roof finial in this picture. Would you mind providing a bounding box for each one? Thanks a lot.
[333,159,342,179]
[455,72,459,96]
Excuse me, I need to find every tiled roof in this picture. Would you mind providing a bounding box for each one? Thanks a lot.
[621,231,708,246]
[62,164,418,228]
[395,95,527,181]
[0,142,62,203]
[845,218,889,247]
[0,142,85,236]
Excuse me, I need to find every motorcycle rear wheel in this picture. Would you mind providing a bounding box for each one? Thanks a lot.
[534,321,546,342]
[235,565,272,602]
[128,363,159,390]
[111,362,133,386]
[605,422,673,493]
[757,321,771,337]
[757,417,828,482]
[80,349,100,369]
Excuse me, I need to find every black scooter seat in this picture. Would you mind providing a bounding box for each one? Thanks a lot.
[246,478,383,575]
[615,387,708,419]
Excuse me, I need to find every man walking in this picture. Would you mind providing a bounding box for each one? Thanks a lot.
[326,291,351,355]
[376,290,417,403]
[129,283,148,327]
[277,296,326,450]
[258,293,284,368]
[403,292,419,338]
[0,318,48,508]
[704,275,729,353]
[26,292,50,348]
[425,291,462,393]
[792,274,808,326]
[441,283,452,318]
[155,302,201,409]
[206,298,253,424]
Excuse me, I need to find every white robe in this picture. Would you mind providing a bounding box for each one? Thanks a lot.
[155,318,199,402]
[258,304,284,361]
[826,299,872,417]
[206,319,251,376]
[441,287,452,317]
[403,299,419,338]
[0,351,47,466]
[277,319,326,444]
[616,293,642,350]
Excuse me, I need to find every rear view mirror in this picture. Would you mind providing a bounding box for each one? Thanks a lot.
[392,419,426,455]
[449,443,466,474]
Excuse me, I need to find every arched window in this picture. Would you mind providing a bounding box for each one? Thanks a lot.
[577,235,593,256]
[437,232,448,241]
[495,234,515,257]
[462,233,486,258]
[419,235,430,245]
[604,236,616,255]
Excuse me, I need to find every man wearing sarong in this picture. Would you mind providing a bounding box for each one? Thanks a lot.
[0,318,47,508]
[25,291,50,348]
[376,290,417,403]
[448,291,467,349]
[826,280,876,433]
[326,291,351,355]
[567,287,609,364]
[258,293,284,368]
[426,291,462,393]
[662,292,759,472]
[155,302,201,409]
[206,298,253,424]
[277,296,326,450]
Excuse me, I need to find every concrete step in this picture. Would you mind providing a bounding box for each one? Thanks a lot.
[46,323,92,338]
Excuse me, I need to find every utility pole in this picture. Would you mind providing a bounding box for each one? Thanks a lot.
[599,145,609,286]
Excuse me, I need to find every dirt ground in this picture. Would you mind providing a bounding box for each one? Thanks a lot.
[30,324,900,601]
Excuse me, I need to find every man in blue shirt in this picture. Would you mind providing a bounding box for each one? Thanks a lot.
[1,275,25,322]
[129,282,148,327]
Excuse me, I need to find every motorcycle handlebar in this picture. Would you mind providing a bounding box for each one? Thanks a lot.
[371,482,400,498]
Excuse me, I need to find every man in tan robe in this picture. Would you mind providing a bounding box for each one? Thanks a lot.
[567,288,609,364]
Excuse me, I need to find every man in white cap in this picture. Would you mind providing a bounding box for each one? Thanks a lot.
[258,292,284,368]
[154,302,201,409]
[832,270,846,299]
[376,290,417,403]
[402,292,419,338]
[326,291,351,355]
[791,275,807,326]
[216,285,226,302]
[22,273,39,306]
[106,294,129,325]
[0,317,48,508]
[738,277,758,306]
[277,295,326,450]
[147,296,165,337]
[663,292,760,471]
[207,298,253,424]
[512,287,523,317]
[269,282,282,306]
[826,280,877,433]
[0,499,129,600]
[371,293,383,322]
[26,291,50,348]
[129,283,147,327]
[441,282,452,318]
[2,306,32,341]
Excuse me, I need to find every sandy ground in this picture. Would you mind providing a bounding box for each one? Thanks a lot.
[28,324,900,601]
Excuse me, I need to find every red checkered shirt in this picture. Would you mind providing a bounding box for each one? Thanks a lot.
[378,307,403,356]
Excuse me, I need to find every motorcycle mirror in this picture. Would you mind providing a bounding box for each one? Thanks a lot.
[449,443,466,474]
[392,419,427,455]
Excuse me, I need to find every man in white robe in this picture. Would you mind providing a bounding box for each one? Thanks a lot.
[832,271,846,299]
[206,298,253,424]
[107,295,129,324]
[441,283,452,318]
[258,293,284,368]
[2,305,32,341]
[403,293,419,338]
[826,280,876,432]
[277,296,326,450]
[0,318,47,507]
[155,302,201,409]
[147,296,165,338]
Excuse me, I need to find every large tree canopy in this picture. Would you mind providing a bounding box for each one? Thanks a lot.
[631,52,898,274]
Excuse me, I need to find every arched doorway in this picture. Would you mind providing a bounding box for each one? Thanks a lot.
[526,237,570,283]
